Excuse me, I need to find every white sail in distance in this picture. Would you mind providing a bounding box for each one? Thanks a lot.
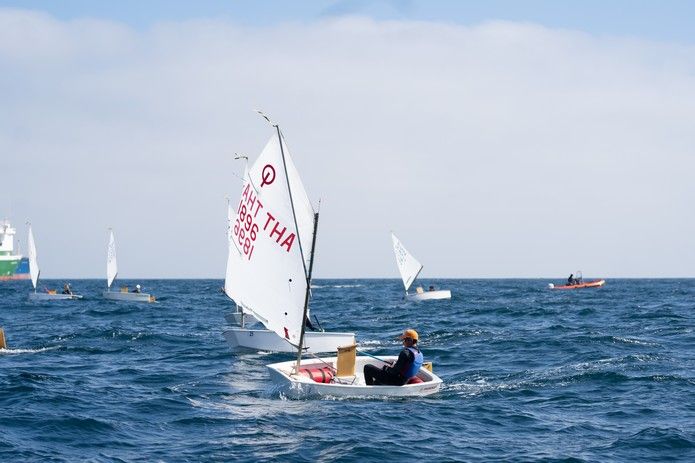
[225,131,315,345]
[106,230,118,289]
[226,198,234,243]
[391,233,423,292]
[28,225,39,290]
[227,163,248,245]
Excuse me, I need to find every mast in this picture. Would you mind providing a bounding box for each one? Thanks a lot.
[271,123,314,373]
[295,211,319,373]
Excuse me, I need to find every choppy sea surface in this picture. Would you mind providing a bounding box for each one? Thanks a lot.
[1,278,694,462]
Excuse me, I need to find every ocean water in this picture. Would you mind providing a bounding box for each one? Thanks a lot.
[1,278,694,462]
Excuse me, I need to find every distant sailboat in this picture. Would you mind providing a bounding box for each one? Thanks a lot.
[222,115,355,354]
[102,229,155,303]
[27,224,82,300]
[391,233,451,301]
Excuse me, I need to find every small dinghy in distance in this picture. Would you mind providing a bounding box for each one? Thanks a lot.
[391,233,451,301]
[27,224,82,301]
[549,279,606,290]
[549,271,605,289]
[235,113,439,397]
[222,128,354,353]
[102,229,155,303]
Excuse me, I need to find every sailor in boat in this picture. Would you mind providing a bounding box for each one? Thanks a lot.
[363,329,424,386]
[62,283,73,295]
[428,285,435,291]
[567,274,576,286]
[133,284,142,293]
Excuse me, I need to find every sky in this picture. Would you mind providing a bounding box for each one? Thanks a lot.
[1,1,694,278]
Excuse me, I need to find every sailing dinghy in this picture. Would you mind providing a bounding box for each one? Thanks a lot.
[231,113,440,397]
[102,229,155,303]
[27,224,82,301]
[222,116,354,353]
[391,233,451,301]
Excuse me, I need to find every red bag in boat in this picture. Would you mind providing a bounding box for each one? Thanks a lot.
[299,366,335,383]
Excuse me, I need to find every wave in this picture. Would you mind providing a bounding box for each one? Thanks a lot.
[606,427,695,451]
[0,346,60,355]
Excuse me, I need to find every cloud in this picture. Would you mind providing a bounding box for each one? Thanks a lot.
[1,8,694,277]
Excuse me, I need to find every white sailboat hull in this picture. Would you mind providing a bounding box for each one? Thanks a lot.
[223,329,355,353]
[29,292,83,301]
[103,291,154,303]
[267,355,442,398]
[407,289,451,301]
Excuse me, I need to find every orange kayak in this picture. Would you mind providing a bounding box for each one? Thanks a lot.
[549,279,605,290]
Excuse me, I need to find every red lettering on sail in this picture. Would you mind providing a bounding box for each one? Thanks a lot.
[252,199,263,218]
[284,327,289,339]
[280,233,296,252]
[233,190,299,260]
[246,190,256,212]
[264,212,275,231]
[270,222,287,243]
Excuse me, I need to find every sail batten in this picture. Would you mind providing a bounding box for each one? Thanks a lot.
[391,233,423,292]
[106,230,117,289]
[224,130,315,345]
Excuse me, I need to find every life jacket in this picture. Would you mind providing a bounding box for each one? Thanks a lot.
[402,346,423,379]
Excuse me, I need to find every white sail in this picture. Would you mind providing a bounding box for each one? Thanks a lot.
[225,131,315,346]
[227,163,248,244]
[28,225,39,290]
[391,233,423,292]
[226,198,234,243]
[106,230,118,289]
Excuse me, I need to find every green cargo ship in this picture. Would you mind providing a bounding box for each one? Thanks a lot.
[0,220,23,280]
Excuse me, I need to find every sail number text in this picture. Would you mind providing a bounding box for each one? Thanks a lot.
[234,182,298,260]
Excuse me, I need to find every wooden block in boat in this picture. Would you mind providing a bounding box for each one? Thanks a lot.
[0,328,6,349]
[422,361,432,372]
[336,344,356,377]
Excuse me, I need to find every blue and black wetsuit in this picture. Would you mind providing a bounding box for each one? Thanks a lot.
[364,346,423,386]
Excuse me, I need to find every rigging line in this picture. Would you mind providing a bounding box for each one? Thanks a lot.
[276,126,311,281]
[356,349,392,365]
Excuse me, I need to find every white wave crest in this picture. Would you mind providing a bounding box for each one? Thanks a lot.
[0,346,59,355]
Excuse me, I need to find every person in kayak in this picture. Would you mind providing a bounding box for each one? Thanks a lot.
[363,329,424,386]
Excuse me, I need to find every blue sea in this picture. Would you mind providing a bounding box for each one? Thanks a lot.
[1,279,694,462]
